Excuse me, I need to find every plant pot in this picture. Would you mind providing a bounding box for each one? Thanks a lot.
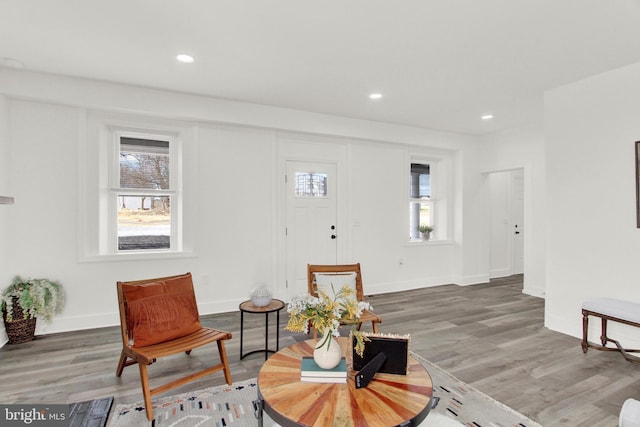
[2,296,37,344]
[3,316,37,344]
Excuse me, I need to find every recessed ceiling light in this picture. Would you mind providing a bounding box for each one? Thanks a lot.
[176,54,195,64]
[481,114,494,120]
[369,93,383,100]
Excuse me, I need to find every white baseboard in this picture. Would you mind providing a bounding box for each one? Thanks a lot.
[523,286,545,298]
[365,276,454,295]
[490,268,511,279]
[198,300,247,315]
[455,273,490,286]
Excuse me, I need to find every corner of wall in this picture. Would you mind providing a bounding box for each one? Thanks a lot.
[522,287,545,299]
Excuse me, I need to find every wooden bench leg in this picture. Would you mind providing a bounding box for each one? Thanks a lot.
[600,318,608,346]
[581,312,589,353]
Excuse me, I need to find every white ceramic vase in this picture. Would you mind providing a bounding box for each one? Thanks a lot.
[250,284,272,307]
[313,334,342,369]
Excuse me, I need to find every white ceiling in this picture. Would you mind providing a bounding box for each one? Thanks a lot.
[2,0,640,135]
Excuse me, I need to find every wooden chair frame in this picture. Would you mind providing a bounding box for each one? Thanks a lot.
[115,272,232,421]
[307,263,381,334]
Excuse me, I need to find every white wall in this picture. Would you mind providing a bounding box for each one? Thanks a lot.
[0,95,11,343]
[196,123,278,306]
[456,144,491,285]
[545,62,640,345]
[349,142,459,293]
[0,69,493,343]
[478,123,546,297]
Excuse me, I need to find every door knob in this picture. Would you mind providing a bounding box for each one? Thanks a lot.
[331,235,337,239]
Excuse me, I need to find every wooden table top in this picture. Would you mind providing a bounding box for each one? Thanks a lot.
[257,337,433,427]
[239,299,285,313]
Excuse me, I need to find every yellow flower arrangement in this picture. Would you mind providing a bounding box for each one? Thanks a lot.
[285,284,371,356]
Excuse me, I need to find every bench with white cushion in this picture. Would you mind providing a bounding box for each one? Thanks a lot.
[582,298,640,364]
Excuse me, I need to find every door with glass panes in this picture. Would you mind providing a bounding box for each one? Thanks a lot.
[285,161,338,299]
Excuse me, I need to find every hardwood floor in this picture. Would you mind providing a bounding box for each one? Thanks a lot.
[1,275,637,426]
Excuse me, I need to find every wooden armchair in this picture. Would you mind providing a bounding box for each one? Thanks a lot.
[307,263,381,334]
[115,272,232,421]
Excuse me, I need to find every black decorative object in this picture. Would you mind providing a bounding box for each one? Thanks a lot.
[352,333,410,375]
[355,352,387,389]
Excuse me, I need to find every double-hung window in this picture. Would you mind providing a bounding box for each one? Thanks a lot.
[79,112,192,261]
[112,133,178,252]
[409,162,433,240]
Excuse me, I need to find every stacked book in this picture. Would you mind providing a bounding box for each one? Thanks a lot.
[300,357,347,383]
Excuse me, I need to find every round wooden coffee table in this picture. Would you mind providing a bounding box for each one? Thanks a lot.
[257,337,433,426]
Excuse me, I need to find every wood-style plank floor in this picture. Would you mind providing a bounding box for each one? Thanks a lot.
[1,275,637,426]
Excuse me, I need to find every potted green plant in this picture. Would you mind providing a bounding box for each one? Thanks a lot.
[1,276,65,344]
[418,224,433,240]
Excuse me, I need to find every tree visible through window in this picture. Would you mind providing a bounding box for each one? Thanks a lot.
[117,137,171,250]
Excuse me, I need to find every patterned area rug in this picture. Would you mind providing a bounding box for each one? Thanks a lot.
[108,379,262,427]
[108,357,540,427]
[412,353,541,427]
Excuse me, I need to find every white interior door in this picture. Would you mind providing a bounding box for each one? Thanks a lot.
[286,161,338,299]
[511,170,525,274]
[488,169,525,278]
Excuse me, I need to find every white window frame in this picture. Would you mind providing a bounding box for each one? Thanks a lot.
[78,111,195,262]
[407,152,451,244]
[109,130,180,253]
[409,160,435,241]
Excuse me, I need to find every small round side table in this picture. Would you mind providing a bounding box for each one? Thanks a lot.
[239,299,285,360]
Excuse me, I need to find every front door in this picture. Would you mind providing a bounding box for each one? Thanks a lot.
[285,161,338,299]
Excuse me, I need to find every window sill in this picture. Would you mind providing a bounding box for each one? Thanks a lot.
[78,250,197,263]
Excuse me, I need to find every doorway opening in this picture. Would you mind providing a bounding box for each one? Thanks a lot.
[487,169,524,278]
